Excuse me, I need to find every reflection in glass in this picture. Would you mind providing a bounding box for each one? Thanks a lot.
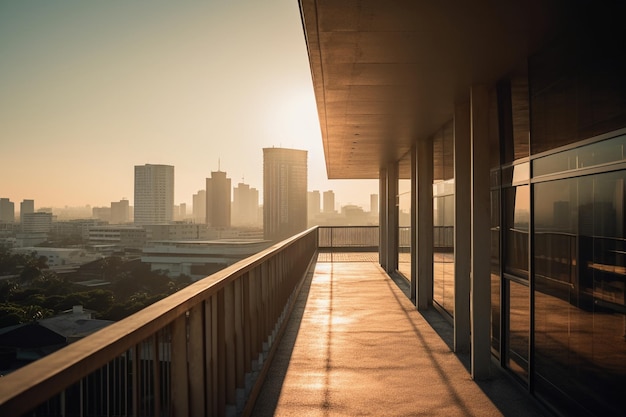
[433,181,454,315]
[398,152,412,280]
[533,134,626,177]
[504,186,529,279]
[491,188,501,355]
[534,171,626,415]
[506,280,529,379]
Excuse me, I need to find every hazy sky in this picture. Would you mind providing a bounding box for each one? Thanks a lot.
[0,0,378,211]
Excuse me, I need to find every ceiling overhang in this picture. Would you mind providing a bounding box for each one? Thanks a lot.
[299,0,560,179]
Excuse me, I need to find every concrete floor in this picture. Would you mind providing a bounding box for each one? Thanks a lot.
[251,258,551,417]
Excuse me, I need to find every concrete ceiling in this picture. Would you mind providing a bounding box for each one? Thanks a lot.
[299,0,560,179]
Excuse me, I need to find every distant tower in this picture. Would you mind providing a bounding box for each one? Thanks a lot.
[206,170,231,227]
[20,199,34,224]
[233,182,260,227]
[323,190,335,214]
[134,164,174,225]
[263,147,307,241]
[0,198,15,223]
[308,190,321,219]
[370,193,379,217]
[192,190,206,223]
[110,199,130,224]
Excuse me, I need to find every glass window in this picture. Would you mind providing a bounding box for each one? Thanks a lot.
[490,187,501,355]
[533,134,626,177]
[504,186,529,279]
[506,279,529,379]
[397,152,412,280]
[534,171,626,415]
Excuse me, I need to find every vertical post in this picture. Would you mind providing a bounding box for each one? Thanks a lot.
[171,315,189,416]
[188,304,206,416]
[224,283,237,413]
[417,138,434,310]
[379,167,388,269]
[152,333,161,417]
[387,162,399,273]
[410,144,418,303]
[454,100,471,352]
[470,85,492,379]
[212,290,226,416]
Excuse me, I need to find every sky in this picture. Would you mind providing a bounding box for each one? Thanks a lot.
[0,0,378,211]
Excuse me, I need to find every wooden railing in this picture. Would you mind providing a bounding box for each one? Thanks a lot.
[0,227,318,417]
[318,226,379,251]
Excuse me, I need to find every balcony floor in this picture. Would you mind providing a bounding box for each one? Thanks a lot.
[251,256,549,417]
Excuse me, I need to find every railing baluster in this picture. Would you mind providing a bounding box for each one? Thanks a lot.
[212,289,226,416]
[188,303,206,416]
[171,315,189,417]
[224,282,237,415]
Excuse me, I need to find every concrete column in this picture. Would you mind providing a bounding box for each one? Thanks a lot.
[454,101,471,353]
[470,85,492,379]
[416,139,433,310]
[379,167,388,269]
[410,145,417,303]
[386,162,399,273]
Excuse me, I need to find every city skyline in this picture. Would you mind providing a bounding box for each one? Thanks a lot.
[0,0,378,209]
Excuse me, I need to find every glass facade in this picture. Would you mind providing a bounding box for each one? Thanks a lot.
[433,122,454,316]
[487,27,626,412]
[398,151,412,279]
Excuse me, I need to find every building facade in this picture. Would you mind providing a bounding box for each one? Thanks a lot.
[110,199,130,224]
[133,164,174,225]
[0,198,14,223]
[263,148,307,241]
[307,190,321,219]
[322,190,335,214]
[300,1,626,416]
[19,199,34,224]
[192,190,206,224]
[205,171,231,227]
[232,182,259,227]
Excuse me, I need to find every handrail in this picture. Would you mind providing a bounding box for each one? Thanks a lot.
[0,227,319,417]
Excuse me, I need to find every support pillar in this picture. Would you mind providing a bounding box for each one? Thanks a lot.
[416,139,433,310]
[386,162,398,274]
[470,85,492,379]
[410,145,417,303]
[379,167,388,269]
[454,101,471,353]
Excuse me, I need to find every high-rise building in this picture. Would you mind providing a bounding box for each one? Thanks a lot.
[232,182,260,227]
[206,171,231,227]
[192,190,206,224]
[263,148,307,241]
[134,164,174,225]
[323,190,335,214]
[20,199,34,224]
[110,199,130,224]
[370,194,379,216]
[0,198,14,223]
[21,212,53,233]
[307,190,321,220]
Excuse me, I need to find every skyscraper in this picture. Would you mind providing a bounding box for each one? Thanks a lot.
[0,198,14,223]
[206,170,231,227]
[134,164,174,225]
[370,194,379,216]
[192,190,206,224]
[307,190,321,221]
[20,199,34,224]
[263,147,307,241]
[323,190,335,214]
[110,199,130,224]
[233,182,260,227]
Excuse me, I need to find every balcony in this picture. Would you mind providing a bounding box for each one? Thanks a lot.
[0,226,545,417]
